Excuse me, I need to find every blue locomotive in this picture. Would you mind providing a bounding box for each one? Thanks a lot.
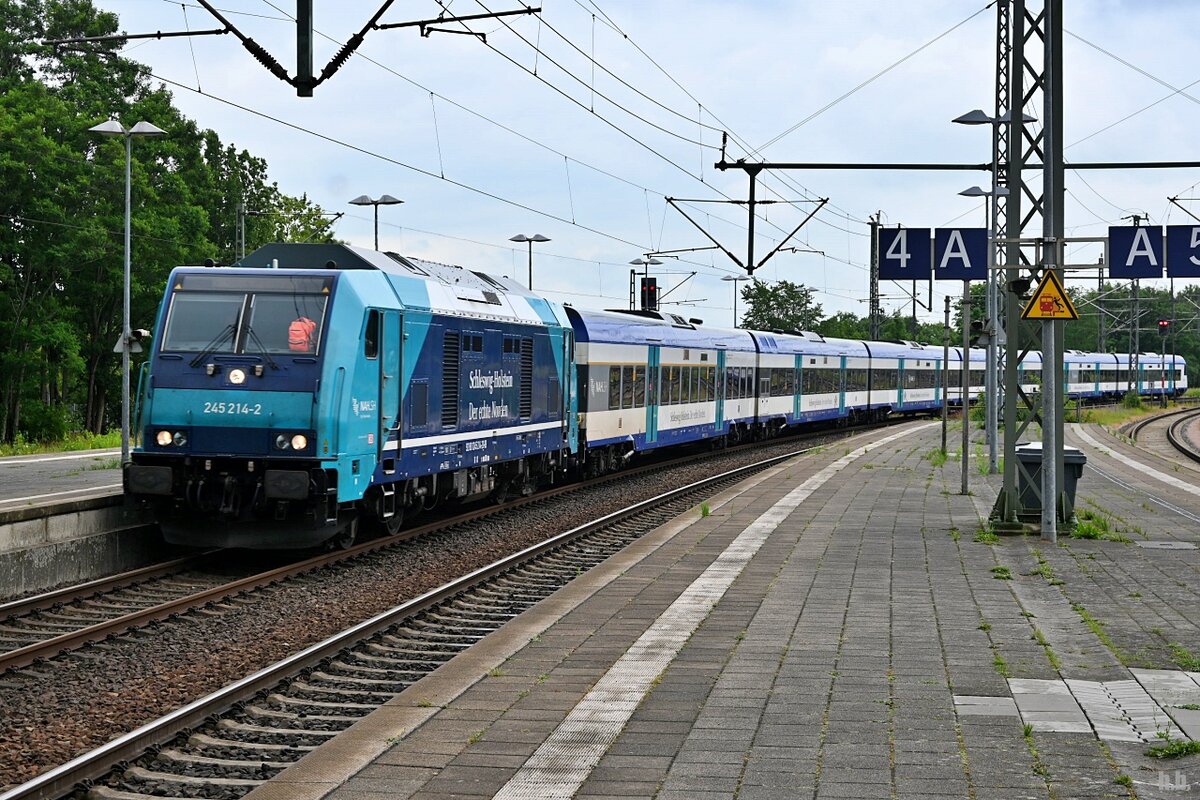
[126,243,575,548]
[126,243,1187,549]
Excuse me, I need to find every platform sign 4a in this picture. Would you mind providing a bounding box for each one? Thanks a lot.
[878,227,931,281]
[1021,271,1078,320]
[1166,225,1200,278]
[1108,225,1164,279]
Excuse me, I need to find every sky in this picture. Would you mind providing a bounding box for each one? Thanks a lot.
[88,0,1200,327]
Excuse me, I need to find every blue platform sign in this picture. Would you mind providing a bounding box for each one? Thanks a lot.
[878,227,931,281]
[1166,225,1200,278]
[933,228,987,281]
[1108,226,1163,279]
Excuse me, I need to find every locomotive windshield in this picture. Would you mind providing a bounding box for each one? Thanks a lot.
[161,274,332,356]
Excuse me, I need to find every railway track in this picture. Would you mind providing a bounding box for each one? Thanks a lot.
[0,422,889,679]
[0,430,829,800]
[1166,408,1200,465]
[1127,404,1198,441]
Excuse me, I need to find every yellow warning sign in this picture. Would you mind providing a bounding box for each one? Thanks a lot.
[1021,271,1078,320]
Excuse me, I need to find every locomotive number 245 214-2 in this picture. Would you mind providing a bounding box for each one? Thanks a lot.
[202,401,263,415]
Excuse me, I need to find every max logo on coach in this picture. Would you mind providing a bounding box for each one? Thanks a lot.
[469,369,515,394]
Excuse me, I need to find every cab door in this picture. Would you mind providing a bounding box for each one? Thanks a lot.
[378,310,402,467]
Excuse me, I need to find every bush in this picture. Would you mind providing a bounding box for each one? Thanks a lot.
[1121,391,1143,409]
[18,403,78,443]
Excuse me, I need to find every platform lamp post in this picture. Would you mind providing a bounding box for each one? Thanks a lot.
[721,274,751,327]
[88,119,167,466]
[510,234,550,289]
[953,108,1035,476]
[349,194,403,250]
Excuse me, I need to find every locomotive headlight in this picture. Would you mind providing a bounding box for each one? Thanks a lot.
[275,434,290,450]
[228,368,246,385]
[290,434,308,450]
[172,431,187,447]
[156,430,173,447]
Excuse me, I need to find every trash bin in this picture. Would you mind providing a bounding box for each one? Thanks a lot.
[1014,442,1087,519]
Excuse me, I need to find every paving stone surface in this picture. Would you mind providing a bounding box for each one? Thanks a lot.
[286,421,1200,799]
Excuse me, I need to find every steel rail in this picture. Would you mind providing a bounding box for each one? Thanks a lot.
[0,429,836,800]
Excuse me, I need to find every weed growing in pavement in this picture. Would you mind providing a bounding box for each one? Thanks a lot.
[488,667,506,678]
[1175,703,1200,711]
[978,622,991,631]
[700,502,711,518]
[1168,643,1200,671]
[1032,628,1063,671]
[974,528,999,545]
[1070,510,1132,543]
[990,566,1013,580]
[417,698,433,708]
[1071,602,1127,666]
[468,730,484,745]
[1146,739,1200,759]
[1128,592,1142,599]
[1023,722,1034,738]
[537,673,549,684]
[949,527,961,542]
[1114,773,1133,787]
[993,653,1011,678]
[926,448,948,467]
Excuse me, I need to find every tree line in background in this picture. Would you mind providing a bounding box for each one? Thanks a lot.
[0,0,337,444]
[741,278,1200,377]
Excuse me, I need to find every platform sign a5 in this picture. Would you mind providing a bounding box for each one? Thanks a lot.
[1108,226,1163,279]
[933,228,987,281]
[878,227,931,281]
[1166,225,1200,278]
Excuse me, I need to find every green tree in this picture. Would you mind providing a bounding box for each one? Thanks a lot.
[0,0,339,443]
[739,279,824,332]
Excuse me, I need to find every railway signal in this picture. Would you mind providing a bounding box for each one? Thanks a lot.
[640,277,659,311]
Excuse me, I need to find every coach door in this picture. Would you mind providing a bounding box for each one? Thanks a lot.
[646,345,660,444]
[838,355,847,415]
[715,350,726,430]
[378,310,402,469]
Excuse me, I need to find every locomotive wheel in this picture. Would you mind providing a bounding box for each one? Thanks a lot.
[382,507,405,536]
[325,517,358,550]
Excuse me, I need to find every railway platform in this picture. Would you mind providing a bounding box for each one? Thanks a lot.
[238,419,1200,799]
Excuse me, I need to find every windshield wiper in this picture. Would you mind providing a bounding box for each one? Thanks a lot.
[244,325,280,370]
[188,323,236,368]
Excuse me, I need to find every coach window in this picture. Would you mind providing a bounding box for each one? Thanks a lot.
[609,366,622,410]
[364,310,379,359]
[622,365,635,409]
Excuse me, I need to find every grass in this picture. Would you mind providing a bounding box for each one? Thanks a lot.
[700,502,711,518]
[1146,739,1200,759]
[990,566,1013,580]
[468,730,484,745]
[948,527,961,542]
[0,429,121,457]
[926,448,948,467]
[1174,703,1200,711]
[488,667,506,678]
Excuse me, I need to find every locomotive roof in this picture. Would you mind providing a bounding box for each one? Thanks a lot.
[231,242,566,328]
